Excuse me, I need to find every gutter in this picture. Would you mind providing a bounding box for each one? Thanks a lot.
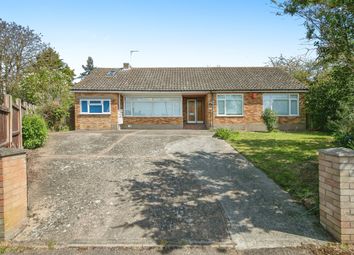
[71,89,309,93]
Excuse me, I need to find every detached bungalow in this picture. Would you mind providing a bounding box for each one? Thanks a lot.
[72,63,307,131]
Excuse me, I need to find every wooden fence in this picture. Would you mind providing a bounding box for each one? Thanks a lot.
[0,94,35,149]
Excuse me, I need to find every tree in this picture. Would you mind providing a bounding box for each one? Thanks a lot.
[17,67,72,105]
[305,65,354,130]
[16,48,74,130]
[31,47,74,78]
[0,19,46,96]
[15,47,74,105]
[272,0,353,66]
[267,54,320,85]
[273,0,354,133]
[80,56,94,78]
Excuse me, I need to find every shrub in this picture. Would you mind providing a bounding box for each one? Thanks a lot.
[328,101,354,149]
[40,103,70,131]
[262,109,277,132]
[214,128,232,140]
[22,114,48,149]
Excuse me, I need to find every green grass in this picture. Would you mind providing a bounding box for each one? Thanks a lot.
[226,131,334,214]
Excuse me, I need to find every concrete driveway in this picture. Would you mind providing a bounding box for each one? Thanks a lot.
[15,130,330,249]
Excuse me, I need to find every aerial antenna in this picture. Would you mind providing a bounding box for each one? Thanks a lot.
[130,50,139,66]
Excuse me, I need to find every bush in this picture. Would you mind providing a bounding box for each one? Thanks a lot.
[40,103,70,131]
[262,109,277,132]
[328,101,354,149]
[22,114,48,149]
[214,128,232,140]
[305,65,353,130]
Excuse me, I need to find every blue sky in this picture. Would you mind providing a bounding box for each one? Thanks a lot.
[0,0,312,75]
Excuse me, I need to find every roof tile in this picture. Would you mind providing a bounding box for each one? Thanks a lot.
[73,67,307,91]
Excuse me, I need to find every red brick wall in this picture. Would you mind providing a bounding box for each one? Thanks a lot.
[0,151,27,240]
[74,92,306,130]
[123,117,183,128]
[74,93,119,130]
[208,92,306,131]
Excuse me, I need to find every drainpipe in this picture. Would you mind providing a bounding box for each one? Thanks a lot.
[117,94,121,130]
[210,91,214,129]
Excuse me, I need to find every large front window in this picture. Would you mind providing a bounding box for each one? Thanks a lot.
[217,94,243,116]
[125,97,182,117]
[80,99,111,114]
[263,94,299,116]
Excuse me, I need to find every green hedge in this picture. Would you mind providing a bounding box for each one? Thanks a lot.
[22,114,48,149]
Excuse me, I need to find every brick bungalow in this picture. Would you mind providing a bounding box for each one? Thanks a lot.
[72,63,307,131]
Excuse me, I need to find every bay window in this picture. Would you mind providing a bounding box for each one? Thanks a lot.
[80,99,111,114]
[263,94,299,116]
[217,94,243,116]
[125,97,182,117]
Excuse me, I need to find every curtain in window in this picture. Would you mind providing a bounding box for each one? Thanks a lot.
[217,95,243,115]
[125,97,181,117]
[263,94,299,116]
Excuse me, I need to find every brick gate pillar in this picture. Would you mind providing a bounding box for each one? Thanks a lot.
[0,148,27,240]
[319,147,354,243]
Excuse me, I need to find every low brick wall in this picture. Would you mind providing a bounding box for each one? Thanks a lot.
[122,117,183,129]
[319,147,354,243]
[0,148,27,240]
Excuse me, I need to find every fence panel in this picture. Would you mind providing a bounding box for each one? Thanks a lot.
[0,95,34,149]
[0,106,9,147]
[12,103,21,148]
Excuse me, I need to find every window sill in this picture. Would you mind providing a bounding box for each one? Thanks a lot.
[124,116,183,118]
[80,113,111,115]
[216,115,244,117]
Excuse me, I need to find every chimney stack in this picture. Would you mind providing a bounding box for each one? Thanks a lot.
[123,63,130,70]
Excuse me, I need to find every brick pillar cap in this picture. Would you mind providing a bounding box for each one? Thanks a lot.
[319,147,354,157]
[0,148,26,158]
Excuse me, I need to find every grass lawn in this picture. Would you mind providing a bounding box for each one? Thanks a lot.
[226,131,334,214]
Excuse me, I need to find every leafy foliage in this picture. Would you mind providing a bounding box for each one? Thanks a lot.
[80,56,94,78]
[262,108,277,132]
[16,67,73,105]
[267,54,321,85]
[30,48,74,78]
[22,114,48,149]
[328,101,354,149]
[15,47,74,131]
[40,103,71,131]
[0,19,46,98]
[273,0,353,65]
[272,1,353,142]
[213,128,233,140]
[305,65,354,130]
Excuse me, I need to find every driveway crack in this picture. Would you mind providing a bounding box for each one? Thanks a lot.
[98,130,144,155]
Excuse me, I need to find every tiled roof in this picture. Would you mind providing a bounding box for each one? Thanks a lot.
[72,67,308,92]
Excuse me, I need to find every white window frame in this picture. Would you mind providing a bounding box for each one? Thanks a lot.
[80,99,111,115]
[124,96,183,117]
[262,93,299,117]
[216,94,244,117]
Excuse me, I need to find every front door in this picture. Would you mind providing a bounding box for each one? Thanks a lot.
[187,98,204,124]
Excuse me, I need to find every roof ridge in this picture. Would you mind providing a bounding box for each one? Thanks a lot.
[94,66,280,69]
